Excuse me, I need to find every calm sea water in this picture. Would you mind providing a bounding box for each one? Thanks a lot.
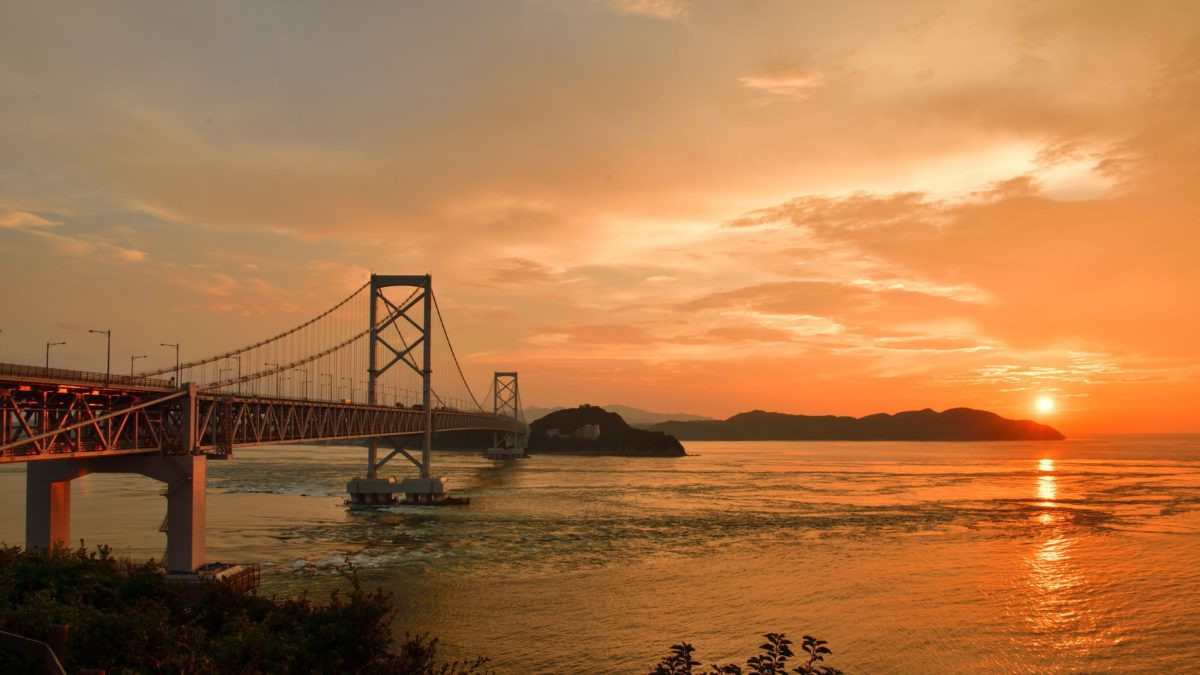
[3,436,1199,673]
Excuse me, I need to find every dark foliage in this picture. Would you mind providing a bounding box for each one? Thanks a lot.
[530,405,686,456]
[650,633,843,675]
[0,544,491,674]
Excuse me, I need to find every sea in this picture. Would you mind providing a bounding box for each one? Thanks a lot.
[2,436,1199,673]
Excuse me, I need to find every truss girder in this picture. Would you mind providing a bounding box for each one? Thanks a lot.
[2,381,522,463]
[197,398,520,449]
[0,384,187,463]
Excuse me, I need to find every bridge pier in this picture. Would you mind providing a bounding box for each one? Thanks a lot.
[346,475,453,505]
[25,463,71,552]
[25,455,207,573]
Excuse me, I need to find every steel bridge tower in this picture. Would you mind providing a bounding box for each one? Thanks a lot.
[485,371,527,459]
[346,274,449,504]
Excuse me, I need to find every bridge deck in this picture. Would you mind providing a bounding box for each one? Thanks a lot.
[1,364,524,463]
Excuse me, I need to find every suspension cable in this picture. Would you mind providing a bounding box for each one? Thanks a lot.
[201,329,370,391]
[139,281,370,376]
[431,290,485,412]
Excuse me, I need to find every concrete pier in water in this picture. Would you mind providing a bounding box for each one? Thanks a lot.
[26,454,207,573]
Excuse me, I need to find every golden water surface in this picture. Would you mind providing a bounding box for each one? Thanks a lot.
[2,435,1198,673]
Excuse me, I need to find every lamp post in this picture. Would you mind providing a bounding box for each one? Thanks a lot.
[88,329,111,385]
[160,343,180,387]
[340,377,353,402]
[226,356,242,394]
[45,341,65,368]
[130,354,147,376]
[295,367,309,399]
[320,373,332,399]
[265,362,280,396]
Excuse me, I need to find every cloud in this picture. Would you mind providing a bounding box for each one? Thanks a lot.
[0,208,59,229]
[490,258,557,285]
[679,324,798,345]
[3,218,148,264]
[604,0,688,21]
[739,65,825,102]
[534,322,659,346]
[3,1,1200,430]
[682,280,976,326]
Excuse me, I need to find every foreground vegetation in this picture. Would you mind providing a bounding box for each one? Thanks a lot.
[1,545,842,674]
[649,633,842,675]
[0,544,488,674]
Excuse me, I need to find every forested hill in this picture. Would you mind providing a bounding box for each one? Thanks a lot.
[650,407,1064,441]
[530,405,686,456]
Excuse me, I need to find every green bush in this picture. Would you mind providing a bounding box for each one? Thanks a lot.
[0,544,490,674]
[649,633,842,675]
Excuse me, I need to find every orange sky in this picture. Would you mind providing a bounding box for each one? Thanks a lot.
[2,1,1199,434]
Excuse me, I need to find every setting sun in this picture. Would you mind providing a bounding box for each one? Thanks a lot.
[1036,396,1056,414]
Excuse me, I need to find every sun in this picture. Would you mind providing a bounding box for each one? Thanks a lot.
[1035,396,1056,414]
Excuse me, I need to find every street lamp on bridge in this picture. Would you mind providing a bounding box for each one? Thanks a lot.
[319,373,332,399]
[88,329,111,385]
[294,367,309,399]
[340,377,353,402]
[265,362,281,396]
[130,354,147,376]
[226,356,242,394]
[45,341,65,368]
[160,343,180,387]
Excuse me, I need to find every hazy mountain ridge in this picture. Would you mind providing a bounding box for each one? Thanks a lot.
[524,404,713,426]
[651,407,1064,441]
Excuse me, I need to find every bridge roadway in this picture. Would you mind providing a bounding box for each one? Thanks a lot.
[1,363,523,463]
[1,363,525,573]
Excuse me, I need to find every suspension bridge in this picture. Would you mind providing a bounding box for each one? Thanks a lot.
[0,274,527,574]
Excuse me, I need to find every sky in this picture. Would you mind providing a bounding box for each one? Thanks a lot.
[2,0,1199,434]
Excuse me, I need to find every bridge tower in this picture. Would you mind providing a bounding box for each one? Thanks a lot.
[347,274,450,504]
[485,371,527,459]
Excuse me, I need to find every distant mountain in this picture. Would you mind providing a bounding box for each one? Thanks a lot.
[596,404,714,426]
[523,404,713,427]
[522,405,565,422]
[530,405,686,456]
[650,408,1064,441]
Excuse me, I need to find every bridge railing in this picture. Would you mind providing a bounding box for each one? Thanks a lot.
[0,363,175,391]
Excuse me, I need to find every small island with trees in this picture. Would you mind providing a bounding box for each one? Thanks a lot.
[529,405,687,456]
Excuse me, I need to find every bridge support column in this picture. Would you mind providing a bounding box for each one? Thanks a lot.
[157,456,207,574]
[23,454,206,573]
[26,463,75,551]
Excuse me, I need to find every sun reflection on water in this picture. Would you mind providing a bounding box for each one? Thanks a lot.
[1037,459,1057,508]
[1024,456,1104,659]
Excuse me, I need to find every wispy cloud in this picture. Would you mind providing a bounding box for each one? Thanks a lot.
[0,208,59,229]
[0,207,146,264]
[739,65,825,103]
[604,0,688,21]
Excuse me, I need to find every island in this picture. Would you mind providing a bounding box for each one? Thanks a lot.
[649,407,1064,441]
[529,405,687,456]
